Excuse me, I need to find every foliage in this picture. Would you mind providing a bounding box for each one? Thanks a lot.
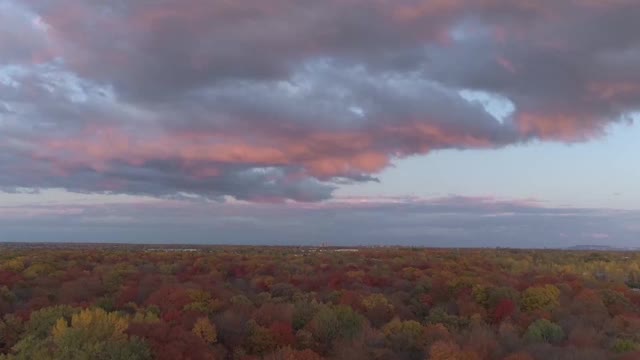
[293,300,319,330]
[245,321,277,355]
[52,308,150,360]
[426,306,468,331]
[612,339,639,353]
[4,308,151,360]
[1,245,640,359]
[429,340,462,360]
[309,305,364,347]
[520,285,560,312]
[523,319,565,344]
[493,299,516,323]
[264,347,324,360]
[382,319,424,352]
[184,291,223,315]
[361,293,394,327]
[0,315,23,354]
[192,317,217,345]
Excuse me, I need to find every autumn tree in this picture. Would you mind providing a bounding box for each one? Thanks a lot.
[264,347,324,360]
[502,352,534,360]
[493,299,516,324]
[429,340,457,360]
[127,320,216,360]
[0,315,22,354]
[361,294,394,327]
[51,308,151,359]
[520,285,560,312]
[5,308,150,360]
[382,319,425,353]
[192,317,218,345]
[245,321,277,356]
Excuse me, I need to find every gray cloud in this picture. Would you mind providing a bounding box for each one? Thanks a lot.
[1,0,639,201]
[1,196,638,247]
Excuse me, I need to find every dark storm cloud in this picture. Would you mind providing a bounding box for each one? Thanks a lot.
[1,0,639,201]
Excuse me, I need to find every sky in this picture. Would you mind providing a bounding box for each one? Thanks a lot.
[1,0,639,247]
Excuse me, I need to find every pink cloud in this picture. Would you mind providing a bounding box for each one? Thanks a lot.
[3,0,638,202]
[516,113,605,142]
[496,56,517,74]
[33,117,505,183]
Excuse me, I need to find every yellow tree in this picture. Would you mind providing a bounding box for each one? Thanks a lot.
[192,317,218,345]
[520,285,560,312]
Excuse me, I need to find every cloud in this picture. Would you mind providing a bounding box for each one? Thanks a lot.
[0,1,49,66]
[1,0,639,201]
[1,196,638,247]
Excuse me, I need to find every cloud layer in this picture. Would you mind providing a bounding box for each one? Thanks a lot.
[1,196,638,247]
[2,0,640,201]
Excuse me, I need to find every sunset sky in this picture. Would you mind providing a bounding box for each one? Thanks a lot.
[1,0,639,247]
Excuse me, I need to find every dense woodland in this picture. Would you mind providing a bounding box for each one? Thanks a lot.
[1,245,640,359]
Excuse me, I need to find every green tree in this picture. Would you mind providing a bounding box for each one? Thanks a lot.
[524,319,565,344]
[293,300,319,330]
[310,305,363,347]
[5,306,79,359]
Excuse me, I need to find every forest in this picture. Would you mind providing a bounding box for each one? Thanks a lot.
[1,244,640,360]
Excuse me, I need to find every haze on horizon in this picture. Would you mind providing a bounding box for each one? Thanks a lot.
[1,0,639,247]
